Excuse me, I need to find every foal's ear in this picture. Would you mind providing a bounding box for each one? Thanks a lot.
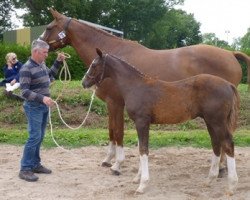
[96,48,103,58]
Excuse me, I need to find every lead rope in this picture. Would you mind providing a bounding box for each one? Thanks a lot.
[49,52,96,151]
[54,52,71,101]
[48,88,96,151]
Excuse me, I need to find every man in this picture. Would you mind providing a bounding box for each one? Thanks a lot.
[19,39,66,182]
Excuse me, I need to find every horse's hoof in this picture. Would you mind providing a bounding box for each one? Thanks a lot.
[110,168,121,176]
[218,167,227,178]
[227,176,238,195]
[226,190,235,196]
[101,162,112,167]
[135,188,144,195]
[204,177,215,187]
[132,177,140,184]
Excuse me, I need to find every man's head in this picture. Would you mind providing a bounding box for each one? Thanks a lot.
[31,39,50,64]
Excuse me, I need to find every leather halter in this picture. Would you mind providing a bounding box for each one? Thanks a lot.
[45,17,72,46]
[86,54,108,86]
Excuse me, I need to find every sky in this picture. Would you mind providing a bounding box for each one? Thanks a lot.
[175,0,250,44]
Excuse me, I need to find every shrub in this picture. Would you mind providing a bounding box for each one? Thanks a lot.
[0,43,87,80]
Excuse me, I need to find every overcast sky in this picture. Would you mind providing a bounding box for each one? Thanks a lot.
[176,0,250,44]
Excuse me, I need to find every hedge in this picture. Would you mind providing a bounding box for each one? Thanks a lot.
[0,43,248,82]
[0,43,87,80]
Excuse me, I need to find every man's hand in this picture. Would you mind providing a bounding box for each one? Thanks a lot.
[43,96,54,107]
[56,52,66,62]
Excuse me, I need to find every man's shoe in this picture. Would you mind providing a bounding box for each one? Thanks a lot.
[19,170,39,182]
[32,165,52,174]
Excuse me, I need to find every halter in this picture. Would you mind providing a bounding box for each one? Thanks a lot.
[86,54,108,86]
[45,17,72,46]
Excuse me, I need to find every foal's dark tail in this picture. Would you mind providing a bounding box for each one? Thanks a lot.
[228,85,240,132]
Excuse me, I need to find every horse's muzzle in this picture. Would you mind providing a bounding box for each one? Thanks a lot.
[82,79,91,89]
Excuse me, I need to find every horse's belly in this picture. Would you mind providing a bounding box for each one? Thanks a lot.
[151,110,193,124]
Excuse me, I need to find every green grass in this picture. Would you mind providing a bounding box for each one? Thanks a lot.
[0,81,249,149]
[0,128,249,149]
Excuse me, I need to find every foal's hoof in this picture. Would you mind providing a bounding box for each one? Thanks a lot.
[135,184,147,194]
[110,168,121,176]
[204,177,216,187]
[101,162,112,167]
[218,167,227,178]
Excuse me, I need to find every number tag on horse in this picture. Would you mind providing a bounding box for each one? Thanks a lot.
[58,31,66,39]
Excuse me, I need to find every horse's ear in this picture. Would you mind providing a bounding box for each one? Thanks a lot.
[96,48,103,58]
[49,8,62,20]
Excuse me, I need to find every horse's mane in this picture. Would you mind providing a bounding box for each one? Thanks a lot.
[76,19,140,46]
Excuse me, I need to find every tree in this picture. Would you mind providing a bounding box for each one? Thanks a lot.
[0,0,13,40]
[239,27,250,50]
[12,0,204,49]
[202,33,230,49]
[146,9,202,49]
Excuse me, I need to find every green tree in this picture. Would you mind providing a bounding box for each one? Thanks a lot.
[240,27,250,50]
[146,9,201,49]
[12,0,204,49]
[202,33,230,49]
[0,0,13,40]
[12,0,115,26]
[102,0,167,42]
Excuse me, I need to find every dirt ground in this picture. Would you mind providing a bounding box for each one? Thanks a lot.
[0,145,249,200]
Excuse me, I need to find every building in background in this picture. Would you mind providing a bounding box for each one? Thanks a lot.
[3,20,123,45]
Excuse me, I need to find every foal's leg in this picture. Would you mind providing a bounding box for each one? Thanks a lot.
[134,120,150,194]
[133,142,141,183]
[205,125,223,185]
[206,152,221,185]
[222,137,238,195]
[218,149,227,178]
[207,124,238,194]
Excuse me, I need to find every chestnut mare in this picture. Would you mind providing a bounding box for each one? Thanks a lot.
[82,49,240,194]
[41,9,249,175]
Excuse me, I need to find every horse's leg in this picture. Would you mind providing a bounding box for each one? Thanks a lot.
[134,119,150,194]
[102,102,125,175]
[101,141,116,167]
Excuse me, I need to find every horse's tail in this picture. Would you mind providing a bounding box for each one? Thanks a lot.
[228,85,240,132]
[233,51,250,90]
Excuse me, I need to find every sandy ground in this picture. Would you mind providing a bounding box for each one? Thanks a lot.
[0,145,250,200]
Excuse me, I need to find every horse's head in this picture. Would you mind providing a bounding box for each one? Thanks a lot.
[40,8,71,51]
[82,48,107,88]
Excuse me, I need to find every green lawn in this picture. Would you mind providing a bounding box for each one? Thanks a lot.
[0,82,249,149]
[0,128,249,149]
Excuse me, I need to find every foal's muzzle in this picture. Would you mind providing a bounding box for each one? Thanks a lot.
[82,78,94,89]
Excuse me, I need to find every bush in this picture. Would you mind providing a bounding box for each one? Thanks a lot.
[0,43,87,80]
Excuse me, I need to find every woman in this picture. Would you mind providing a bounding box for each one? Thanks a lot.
[0,52,24,100]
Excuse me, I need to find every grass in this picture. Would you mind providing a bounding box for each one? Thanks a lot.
[0,128,249,149]
[0,81,249,149]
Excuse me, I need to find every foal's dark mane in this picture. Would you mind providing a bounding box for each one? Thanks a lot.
[108,54,151,79]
